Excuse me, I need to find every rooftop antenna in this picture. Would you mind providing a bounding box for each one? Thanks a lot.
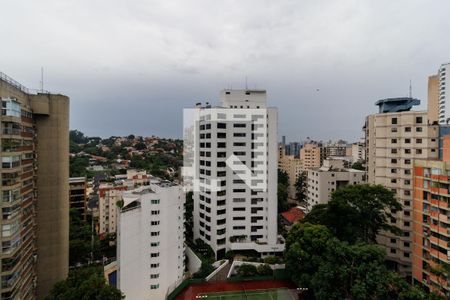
[409,79,412,98]
[40,67,44,92]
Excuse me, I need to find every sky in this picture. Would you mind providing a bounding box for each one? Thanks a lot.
[1,0,449,142]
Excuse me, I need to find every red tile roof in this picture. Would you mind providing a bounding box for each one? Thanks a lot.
[281,207,305,224]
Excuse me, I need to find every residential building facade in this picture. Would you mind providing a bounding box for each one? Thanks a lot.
[69,177,87,218]
[300,143,322,170]
[412,158,450,297]
[190,89,284,259]
[306,158,365,210]
[98,184,128,235]
[117,181,185,300]
[365,97,439,276]
[428,63,450,125]
[0,72,69,299]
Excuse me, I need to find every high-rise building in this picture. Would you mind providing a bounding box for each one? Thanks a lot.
[428,63,450,125]
[300,143,322,169]
[189,89,284,259]
[306,159,365,210]
[278,146,303,199]
[69,177,87,218]
[365,97,439,276]
[428,74,439,125]
[99,184,128,235]
[351,142,366,162]
[117,180,185,300]
[0,72,69,298]
[412,154,450,297]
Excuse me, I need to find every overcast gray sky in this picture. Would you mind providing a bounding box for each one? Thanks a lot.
[1,0,449,142]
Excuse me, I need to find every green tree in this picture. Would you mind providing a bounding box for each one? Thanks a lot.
[46,266,123,300]
[303,184,402,244]
[285,223,427,300]
[70,156,90,177]
[278,169,289,186]
[70,130,89,144]
[278,170,289,212]
[257,264,273,276]
[237,264,258,277]
[184,191,194,241]
[134,142,147,150]
[351,161,365,171]
[295,171,308,202]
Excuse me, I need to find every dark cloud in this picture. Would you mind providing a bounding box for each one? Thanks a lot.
[1,0,449,141]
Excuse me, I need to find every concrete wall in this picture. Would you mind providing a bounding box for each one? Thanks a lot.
[186,246,202,275]
[33,94,70,299]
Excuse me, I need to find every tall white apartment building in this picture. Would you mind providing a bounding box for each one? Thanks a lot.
[187,89,284,259]
[436,63,450,124]
[365,98,439,275]
[117,180,185,300]
[306,158,365,210]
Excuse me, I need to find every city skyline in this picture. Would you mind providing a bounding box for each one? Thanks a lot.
[1,0,450,140]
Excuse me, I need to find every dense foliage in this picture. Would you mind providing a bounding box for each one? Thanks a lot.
[46,266,123,300]
[285,184,445,300]
[278,169,290,212]
[295,171,308,202]
[285,223,428,300]
[69,130,183,179]
[303,184,402,244]
[69,209,115,266]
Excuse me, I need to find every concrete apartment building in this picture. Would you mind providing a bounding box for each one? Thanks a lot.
[300,143,322,170]
[412,156,450,297]
[306,158,365,210]
[428,74,440,125]
[190,89,284,259]
[117,180,185,300]
[352,142,366,162]
[278,146,303,199]
[69,177,87,218]
[98,184,128,235]
[428,63,450,125]
[365,97,439,276]
[0,72,69,299]
[98,170,151,235]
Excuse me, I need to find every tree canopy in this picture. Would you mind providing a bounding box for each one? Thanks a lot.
[303,184,402,244]
[46,266,123,300]
[285,223,428,300]
[295,171,308,202]
[278,170,290,212]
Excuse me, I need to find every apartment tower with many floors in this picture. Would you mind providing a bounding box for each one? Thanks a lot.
[365,97,439,276]
[188,89,284,259]
[0,72,69,299]
[117,180,185,300]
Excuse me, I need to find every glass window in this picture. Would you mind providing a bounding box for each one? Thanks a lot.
[1,98,21,118]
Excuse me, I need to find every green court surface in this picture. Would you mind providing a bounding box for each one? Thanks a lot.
[196,288,295,300]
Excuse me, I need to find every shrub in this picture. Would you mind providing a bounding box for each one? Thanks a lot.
[257,264,273,276]
[263,256,279,264]
[237,264,257,277]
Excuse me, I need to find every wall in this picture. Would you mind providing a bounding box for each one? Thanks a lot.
[33,93,70,299]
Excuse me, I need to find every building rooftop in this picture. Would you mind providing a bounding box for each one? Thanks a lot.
[375,97,420,113]
[281,207,305,224]
[69,177,86,183]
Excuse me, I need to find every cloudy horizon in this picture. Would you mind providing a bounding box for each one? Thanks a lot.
[1,0,449,142]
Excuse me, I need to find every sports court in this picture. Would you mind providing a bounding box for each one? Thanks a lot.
[174,279,299,300]
[196,287,296,299]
